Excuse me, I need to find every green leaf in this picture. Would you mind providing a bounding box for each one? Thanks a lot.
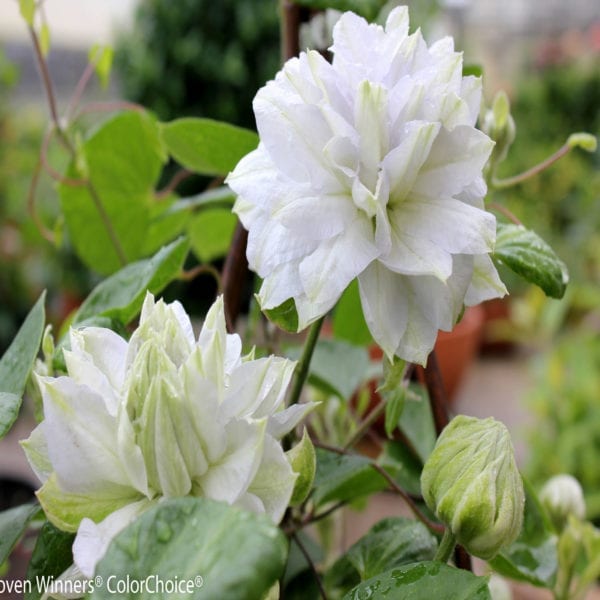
[0,292,45,438]
[141,198,189,256]
[39,23,51,57]
[72,237,189,327]
[327,517,437,595]
[18,0,35,25]
[288,339,372,401]
[188,208,237,263]
[384,388,406,438]
[161,118,258,176]
[0,503,40,565]
[264,298,299,333]
[91,498,288,600]
[25,522,75,600]
[286,429,316,506]
[332,279,373,346]
[398,384,436,464]
[344,562,491,599]
[380,440,424,497]
[59,111,166,275]
[291,0,387,21]
[490,478,558,588]
[89,44,114,89]
[494,224,569,299]
[312,448,389,507]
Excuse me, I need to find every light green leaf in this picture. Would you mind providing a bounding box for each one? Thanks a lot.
[494,224,569,299]
[161,118,258,176]
[143,187,235,255]
[286,429,316,506]
[0,291,45,438]
[490,478,558,588]
[89,44,114,89]
[312,449,390,507]
[384,388,406,438]
[344,562,491,599]
[288,339,372,401]
[18,0,35,25]
[59,111,167,275]
[264,298,299,333]
[398,384,436,464]
[0,503,40,565]
[188,208,237,263]
[326,517,437,595]
[25,522,75,600]
[91,497,288,600]
[333,279,373,346]
[39,23,51,57]
[72,237,189,327]
[37,474,142,533]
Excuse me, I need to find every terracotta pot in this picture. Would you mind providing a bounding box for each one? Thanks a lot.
[434,304,485,401]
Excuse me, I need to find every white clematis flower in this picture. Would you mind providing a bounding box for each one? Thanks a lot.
[22,294,309,578]
[226,6,507,365]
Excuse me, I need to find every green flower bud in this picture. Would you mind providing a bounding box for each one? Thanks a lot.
[540,474,586,532]
[421,415,525,560]
[482,90,516,168]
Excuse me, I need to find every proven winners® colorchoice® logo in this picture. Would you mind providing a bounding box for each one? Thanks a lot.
[0,574,204,596]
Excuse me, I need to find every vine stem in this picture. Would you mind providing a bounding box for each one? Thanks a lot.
[291,532,328,600]
[491,142,571,189]
[28,24,127,266]
[313,441,444,535]
[434,529,457,563]
[288,317,324,407]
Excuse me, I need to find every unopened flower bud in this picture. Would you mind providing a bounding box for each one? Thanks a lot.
[421,415,525,560]
[482,90,516,167]
[540,474,586,532]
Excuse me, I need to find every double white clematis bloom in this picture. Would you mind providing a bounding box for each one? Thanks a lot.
[227,6,507,365]
[22,294,308,579]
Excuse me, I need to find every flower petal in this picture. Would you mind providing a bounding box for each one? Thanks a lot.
[196,419,267,504]
[73,499,152,578]
[246,436,297,524]
[38,376,140,494]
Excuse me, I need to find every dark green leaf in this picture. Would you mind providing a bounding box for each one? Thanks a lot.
[292,0,387,21]
[327,517,437,596]
[494,224,569,299]
[0,292,45,438]
[344,562,491,599]
[188,209,237,263]
[91,497,288,600]
[161,118,258,176]
[380,440,424,497]
[490,478,557,588]
[332,279,373,346]
[25,522,75,600]
[312,449,389,507]
[60,111,166,274]
[0,503,40,565]
[264,298,299,333]
[463,64,483,78]
[72,237,189,327]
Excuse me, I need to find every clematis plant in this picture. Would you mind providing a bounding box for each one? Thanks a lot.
[227,6,506,365]
[1,1,598,598]
[22,294,310,580]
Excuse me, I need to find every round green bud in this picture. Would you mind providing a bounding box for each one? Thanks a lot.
[421,415,525,560]
[539,474,586,532]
